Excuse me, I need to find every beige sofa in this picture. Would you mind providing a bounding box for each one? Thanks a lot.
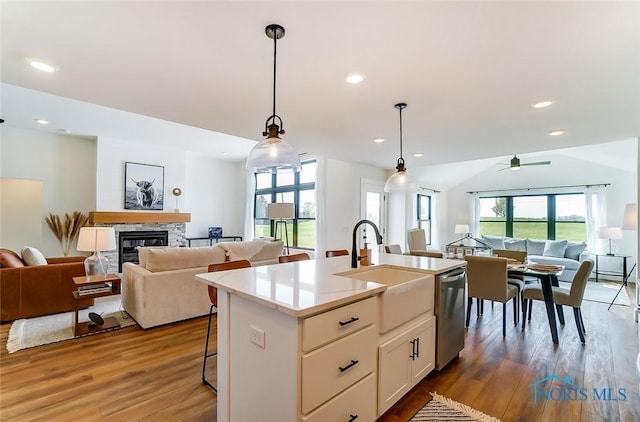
[122,240,284,328]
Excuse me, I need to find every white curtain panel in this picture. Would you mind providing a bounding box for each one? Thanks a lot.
[244,172,257,241]
[584,185,608,254]
[431,192,441,250]
[469,193,481,237]
[314,157,327,254]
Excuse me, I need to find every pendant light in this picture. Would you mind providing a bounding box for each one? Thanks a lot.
[384,102,413,193]
[246,24,301,174]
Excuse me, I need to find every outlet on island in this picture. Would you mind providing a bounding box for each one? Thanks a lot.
[250,325,265,348]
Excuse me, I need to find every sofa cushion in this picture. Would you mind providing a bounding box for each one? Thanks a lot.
[21,246,47,266]
[504,238,526,251]
[481,235,505,249]
[564,241,587,261]
[526,239,546,255]
[251,240,284,262]
[542,240,568,258]
[219,240,284,262]
[145,246,226,272]
[137,245,174,268]
[0,249,25,268]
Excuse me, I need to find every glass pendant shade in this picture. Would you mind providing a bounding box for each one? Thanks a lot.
[246,135,301,174]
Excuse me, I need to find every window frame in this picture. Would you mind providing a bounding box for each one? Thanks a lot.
[416,193,432,245]
[253,160,317,250]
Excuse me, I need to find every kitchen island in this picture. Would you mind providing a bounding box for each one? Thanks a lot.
[196,252,465,421]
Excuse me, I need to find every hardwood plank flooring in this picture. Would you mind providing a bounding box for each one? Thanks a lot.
[1,284,638,421]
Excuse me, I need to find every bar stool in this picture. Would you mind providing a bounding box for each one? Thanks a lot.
[202,259,251,392]
[279,252,310,263]
[325,249,349,257]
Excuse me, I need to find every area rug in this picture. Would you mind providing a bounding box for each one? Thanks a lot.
[559,281,632,306]
[7,295,136,354]
[410,392,500,421]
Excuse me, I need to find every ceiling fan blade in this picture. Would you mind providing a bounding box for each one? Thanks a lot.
[521,161,551,166]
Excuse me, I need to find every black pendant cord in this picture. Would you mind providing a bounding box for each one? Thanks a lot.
[272,30,277,119]
[399,106,403,160]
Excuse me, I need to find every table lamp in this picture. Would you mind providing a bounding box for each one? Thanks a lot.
[268,203,294,254]
[598,226,622,256]
[77,227,116,277]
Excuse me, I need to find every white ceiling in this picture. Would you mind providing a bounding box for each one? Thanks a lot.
[1,1,639,170]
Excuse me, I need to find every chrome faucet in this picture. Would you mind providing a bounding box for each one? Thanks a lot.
[351,219,383,268]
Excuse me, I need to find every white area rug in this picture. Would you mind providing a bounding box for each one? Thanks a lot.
[7,295,136,354]
[410,392,500,421]
[560,281,632,306]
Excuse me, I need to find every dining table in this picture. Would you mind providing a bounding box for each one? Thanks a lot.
[508,263,565,344]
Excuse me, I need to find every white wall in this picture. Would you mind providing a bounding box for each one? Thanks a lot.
[0,126,96,256]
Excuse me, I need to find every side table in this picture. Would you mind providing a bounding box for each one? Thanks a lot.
[72,274,122,337]
[594,254,631,283]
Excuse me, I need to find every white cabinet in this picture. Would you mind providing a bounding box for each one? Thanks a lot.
[378,315,436,415]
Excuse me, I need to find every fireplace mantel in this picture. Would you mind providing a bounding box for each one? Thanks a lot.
[89,211,191,224]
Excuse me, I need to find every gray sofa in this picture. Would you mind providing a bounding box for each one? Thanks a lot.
[481,235,588,282]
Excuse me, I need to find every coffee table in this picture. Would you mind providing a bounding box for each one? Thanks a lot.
[72,274,121,336]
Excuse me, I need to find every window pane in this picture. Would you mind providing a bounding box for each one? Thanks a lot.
[299,189,316,218]
[297,220,316,249]
[256,173,272,189]
[556,194,587,241]
[254,219,271,238]
[366,192,381,229]
[479,197,506,236]
[276,173,295,187]
[513,196,547,239]
[300,161,316,184]
[418,195,430,219]
[255,194,271,219]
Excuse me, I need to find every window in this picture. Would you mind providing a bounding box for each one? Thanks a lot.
[417,194,432,245]
[254,160,316,250]
[478,193,586,241]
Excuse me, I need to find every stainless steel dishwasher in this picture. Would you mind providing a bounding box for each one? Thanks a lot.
[435,267,466,370]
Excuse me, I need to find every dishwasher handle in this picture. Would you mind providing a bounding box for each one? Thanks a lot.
[439,268,465,282]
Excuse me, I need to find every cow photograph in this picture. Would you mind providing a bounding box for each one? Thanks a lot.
[124,162,164,210]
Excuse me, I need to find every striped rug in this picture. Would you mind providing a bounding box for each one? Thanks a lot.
[409,392,500,422]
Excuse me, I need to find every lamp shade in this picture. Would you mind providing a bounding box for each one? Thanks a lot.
[622,203,637,230]
[598,227,623,240]
[77,227,116,252]
[246,137,301,174]
[267,203,294,219]
[455,224,470,234]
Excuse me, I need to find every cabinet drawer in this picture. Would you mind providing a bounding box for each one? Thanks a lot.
[302,372,376,422]
[301,325,377,414]
[302,296,376,352]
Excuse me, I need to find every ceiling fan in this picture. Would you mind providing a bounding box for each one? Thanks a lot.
[499,155,551,171]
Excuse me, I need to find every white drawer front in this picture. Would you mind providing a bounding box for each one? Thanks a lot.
[301,325,377,414]
[302,372,376,422]
[302,296,376,352]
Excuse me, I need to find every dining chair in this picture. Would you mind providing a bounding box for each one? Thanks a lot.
[325,249,349,258]
[521,259,594,342]
[493,248,529,314]
[384,244,403,254]
[464,255,519,337]
[279,252,310,263]
[408,250,443,258]
[203,259,252,392]
[407,228,427,251]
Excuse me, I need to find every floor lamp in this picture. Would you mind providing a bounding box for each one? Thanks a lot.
[609,203,637,312]
[268,203,294,255]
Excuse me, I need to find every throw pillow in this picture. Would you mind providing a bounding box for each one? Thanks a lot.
[504,238,526,251]
[481,235,505,249]
[542,240,568,258]
[21,246,47,266]
[526,239,546,255]
[564,241,587,260]
[0,249,25,268]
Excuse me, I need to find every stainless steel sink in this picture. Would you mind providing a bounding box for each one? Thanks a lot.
[335,265,434,333]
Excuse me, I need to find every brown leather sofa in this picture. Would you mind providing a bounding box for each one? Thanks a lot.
[0,248,94,322]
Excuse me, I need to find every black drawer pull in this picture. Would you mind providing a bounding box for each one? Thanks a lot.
[348,414,358,422]
[339,359,359,373]
[415,337,420,358]
[339,316,360,326]
[410,339,416,360]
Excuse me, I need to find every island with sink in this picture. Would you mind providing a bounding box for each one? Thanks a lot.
[195,252,465,422]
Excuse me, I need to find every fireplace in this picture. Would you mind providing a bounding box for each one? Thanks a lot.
[118,230,168,272]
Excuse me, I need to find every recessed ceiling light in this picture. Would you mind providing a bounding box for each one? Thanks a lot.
[532,100,553,108]
[221,152,229,156]
[34,119,49,125]
[29,60,58,73]
[346,73,365,84]
[413,153,424,158]
[373,138,384,143]
[548,130,565,136]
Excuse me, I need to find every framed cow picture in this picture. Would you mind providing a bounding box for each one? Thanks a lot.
[124,162,164,210]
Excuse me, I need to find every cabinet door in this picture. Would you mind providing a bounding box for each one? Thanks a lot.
[410,316,436,385]
[378,330,412,415]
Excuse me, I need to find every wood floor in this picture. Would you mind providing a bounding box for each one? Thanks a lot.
[1,284,638,422]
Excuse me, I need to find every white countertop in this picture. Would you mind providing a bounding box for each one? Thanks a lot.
[195,252,465,318]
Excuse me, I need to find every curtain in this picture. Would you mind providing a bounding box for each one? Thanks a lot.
[243,171,256,241]
[314,157,327,255]
[584,186,608,254]
[430,192,440,250]
[469,193,481,236]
